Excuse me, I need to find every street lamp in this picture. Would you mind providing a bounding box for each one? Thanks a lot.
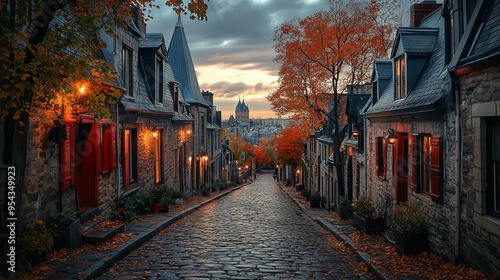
[386,128,397,145]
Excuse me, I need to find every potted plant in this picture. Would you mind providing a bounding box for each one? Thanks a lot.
[170,189,184,205]
[387,201,428,254]
[352,196,385,234]
[151,186,165,213]
[46,211,82,250]
[309,191,321,208]
[338,196,353,220]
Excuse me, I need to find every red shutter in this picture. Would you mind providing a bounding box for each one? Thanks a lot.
[409,136,417,192]
[90,121,102,175]
[102,125,110,173]
[110,124,117,170]
[382,137,387,178]
[430,137,442,202]
[60,123,75,193]
[123,130,130,187]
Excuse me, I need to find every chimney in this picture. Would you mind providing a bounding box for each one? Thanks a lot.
[410,1,442,27]
[131,6,147,36]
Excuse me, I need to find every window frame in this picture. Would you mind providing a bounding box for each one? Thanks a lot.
[487,118,500,218]
[414,134,442,203]
[376,136,387,179]
[122,45,134,97]
[123,128,138,189]
[155,55,163,104]
[395,56,406,100]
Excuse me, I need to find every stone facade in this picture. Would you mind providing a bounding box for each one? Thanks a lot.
[456,65,500,276]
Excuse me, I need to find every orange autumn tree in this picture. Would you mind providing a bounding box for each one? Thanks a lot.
[0,0,208,276]
[275,124,307,187]
[253,138,275,167]
[268,0,397,196]
[228,134,254,168]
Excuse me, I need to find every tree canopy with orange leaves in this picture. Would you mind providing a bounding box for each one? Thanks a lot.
[275,123,307,166]
[268,0,398,132]
[253,138,275,167]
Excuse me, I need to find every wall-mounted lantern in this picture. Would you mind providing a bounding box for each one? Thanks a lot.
[386,128,397,145]
[151,126,158,139]
[352,129,359,137]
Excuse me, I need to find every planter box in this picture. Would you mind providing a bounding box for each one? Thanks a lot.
[352,213,385,234]
[54,219,82,250]
[174,198,183,205]
[338,207,353,220]
[310,197,320,208]
[394,230,428,255]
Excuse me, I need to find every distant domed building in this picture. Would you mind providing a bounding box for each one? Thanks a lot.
[235,96,249,122]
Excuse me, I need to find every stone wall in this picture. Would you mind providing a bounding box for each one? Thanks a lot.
[458,64,500,277]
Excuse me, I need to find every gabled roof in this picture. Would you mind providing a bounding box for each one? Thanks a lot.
[449,0,500,75]
[391,27,439,58]
[366,7,448,120]
[167,16,208,107]
[371,59,392,82]
[140,33,167,56]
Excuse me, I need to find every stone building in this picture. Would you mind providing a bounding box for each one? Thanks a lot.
[447,0,500,276]
[364,0,499,277]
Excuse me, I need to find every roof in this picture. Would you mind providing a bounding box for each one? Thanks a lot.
[140,33,167,55]
[167,16,208,107]
[366,7,449,119]
[449,0,500,75]
[391,27,439,58]
[371,59,392,82]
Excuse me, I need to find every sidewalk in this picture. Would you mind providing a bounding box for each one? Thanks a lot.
[17,184,247,280]
[277,183,487,280]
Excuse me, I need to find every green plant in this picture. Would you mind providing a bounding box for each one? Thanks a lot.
[339,196,353,210]
[151,186,166,203]
[387,201,428,236]
[300,189,311,199]
[21,221,54,265]
[309,191,320,199]
[353,196,379,219]
[46,211,79,232]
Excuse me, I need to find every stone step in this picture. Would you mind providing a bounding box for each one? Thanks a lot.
[82,223,125,245]
[80,207,100,224]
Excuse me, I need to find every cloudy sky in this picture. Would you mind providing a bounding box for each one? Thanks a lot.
[147,0,331,119]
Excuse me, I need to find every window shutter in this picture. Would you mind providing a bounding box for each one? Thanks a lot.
[383,138,387,178]
[409,136,417,192]
[123,130,130,187]
[430,137,442,202]
[60,123,75,193]
[93,122,102,174]
[110,124,117,170]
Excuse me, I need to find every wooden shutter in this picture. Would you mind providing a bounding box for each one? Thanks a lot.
[102,125,110,173]
[123,130,130,187]
[110,124,117,170]
[409,135,418,192]
[60,123,75,193]
[430,137,442,202]
[91,121,102,175]
[383,137,387,178]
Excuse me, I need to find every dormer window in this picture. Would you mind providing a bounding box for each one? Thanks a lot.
[395,56,406,100]
[155,56,163,104]
[170,82,179,112]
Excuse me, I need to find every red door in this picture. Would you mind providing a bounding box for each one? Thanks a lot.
[76,121,99,209]
[396,133,409,203]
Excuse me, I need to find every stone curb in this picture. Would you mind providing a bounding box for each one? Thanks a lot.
[80,184,247,280]
[276,182,390,280]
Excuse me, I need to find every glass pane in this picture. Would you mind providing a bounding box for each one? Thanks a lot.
[492,122,500,161]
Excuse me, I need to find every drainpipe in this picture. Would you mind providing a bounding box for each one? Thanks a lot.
[364,115,368,196]
[453,77,462,264]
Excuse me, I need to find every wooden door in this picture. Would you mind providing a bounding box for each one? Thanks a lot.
[76,122,99,209]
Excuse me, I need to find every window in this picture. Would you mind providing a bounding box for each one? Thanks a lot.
[101,124,117,174]
[170,82,179,112]
[155,56,163,104]
[413,135,442,202]
[153,129,163,184]
[122,45,133,97]
[487,119,500,218]
[123,129,138,188]
[376,137,387,179]
[395,56,406,100]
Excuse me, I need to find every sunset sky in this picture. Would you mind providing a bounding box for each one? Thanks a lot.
[148,0,330,120]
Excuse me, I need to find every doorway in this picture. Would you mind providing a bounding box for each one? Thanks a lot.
[396,133,409,203]
[76,121,99,209]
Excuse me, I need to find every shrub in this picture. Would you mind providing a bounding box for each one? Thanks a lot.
[353,196,378,219]
[339,196,353,210]
[46,211,79,232]
[300,189,311,199]
[387,201,428,236]
[21,221,54,265]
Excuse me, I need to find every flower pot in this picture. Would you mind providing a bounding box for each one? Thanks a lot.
[53,219,82,250]
[338,206,353,220]
[152,203,161,213]
[310,197,320,208]
[353,212,386,234]
[394,230,428,255]
[160,205,169,213]
[174,198,183,205]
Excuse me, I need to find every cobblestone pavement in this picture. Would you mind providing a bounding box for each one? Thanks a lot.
[98,174,375,279]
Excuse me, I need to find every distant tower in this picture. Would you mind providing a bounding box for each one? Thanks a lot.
[235,96,249,122]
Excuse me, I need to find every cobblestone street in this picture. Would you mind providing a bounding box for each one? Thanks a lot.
[98,174,375,279]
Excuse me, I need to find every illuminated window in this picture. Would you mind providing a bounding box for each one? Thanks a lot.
[395,56,406,100]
